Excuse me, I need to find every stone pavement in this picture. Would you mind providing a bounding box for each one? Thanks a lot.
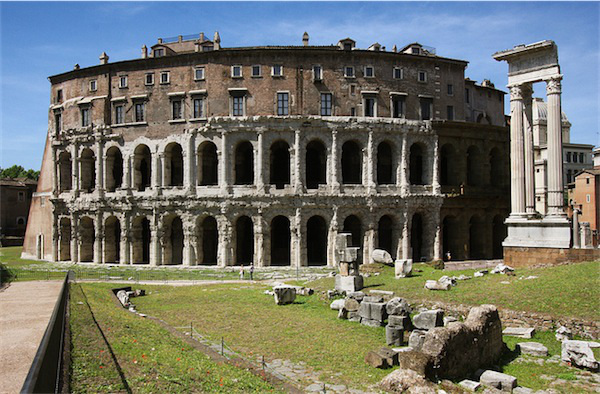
[0,281,64,394]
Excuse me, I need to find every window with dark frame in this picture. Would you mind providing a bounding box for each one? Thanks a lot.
[418,71,427,82]
[364,66,374,78]
[119,75,128,88]
[313,65,322,81]
[135,102,145,122]
[252,65,261,77]
[90,80,97,92]
[55,112,62,134]
[145,73,154,85]
[172,99,182,119]
[392,96,405,118]
[115,104,124,124]
[447,84,453,95]
[272,65,283,77]
[420,98,432,120]
[154,48,164,57]
[364,97,375,117]
[232,96,244,116]
[81,107,90,127]
[393,67,403,79]
[447,105,454,120]
[277,92,289,116]
[160,71,170,84]
[232,65,242,78]
[344,66,355,78]
[320,93,332,116]
[56,89,63,103]
[193,97,205,118]
[194,67,205,81]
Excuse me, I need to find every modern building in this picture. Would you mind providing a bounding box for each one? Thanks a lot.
[22,32,509,266]
[0,177,37,246]
[571,168,600,235]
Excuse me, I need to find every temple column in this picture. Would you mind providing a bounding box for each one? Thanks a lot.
[433,215,442,261]
[330,130,340,191]
[185,134,196,192]
[120,214,130,264]
[522,84,536,215]
[293,130,304,193]
[220,132,231,194]
[94,212,104,264]
[256,131,265,192]
[508,85,526,217]
[399,133,409,196]
[432,137,440,193]
[72,144,79,197]
[366,130,376,193]
[545,76,566,217]
[254,213,265,267]
[96,139,105,197]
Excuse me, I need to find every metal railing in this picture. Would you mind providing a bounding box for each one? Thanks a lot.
[21,271,72,393]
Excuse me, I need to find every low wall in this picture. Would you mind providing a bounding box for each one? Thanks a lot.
[504,246,600,268]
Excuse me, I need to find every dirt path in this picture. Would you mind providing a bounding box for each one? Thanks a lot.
[0,281,63,394]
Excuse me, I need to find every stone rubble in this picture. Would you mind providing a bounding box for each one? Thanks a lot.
[491,263,515,274]
[561,340,600,370]
[479,370,517,392]
[555,326,572,342]
[424,280,451,291]
[516,342,549,357]
[273,285,296,305]
[458,379,481,391]
[412,309,444,330]
[503,327,535,338]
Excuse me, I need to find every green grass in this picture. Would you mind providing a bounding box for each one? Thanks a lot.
[70,282,279,393]
[134,282,391,390]
[311,261,600,320]
[0,246,44,267]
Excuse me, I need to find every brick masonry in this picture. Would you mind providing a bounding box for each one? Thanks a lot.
[503,246,600,268]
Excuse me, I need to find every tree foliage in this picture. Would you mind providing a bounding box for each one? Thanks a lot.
[0,165,40,180]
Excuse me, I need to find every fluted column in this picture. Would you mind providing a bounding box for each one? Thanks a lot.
[366,131,376,192]
[546,76,566,217]
[330,130,340,190]
[508,85,526,217]
[294,130,304,193]
[522,84,536,215]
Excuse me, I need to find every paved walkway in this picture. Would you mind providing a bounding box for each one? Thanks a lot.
[0,281,64,394]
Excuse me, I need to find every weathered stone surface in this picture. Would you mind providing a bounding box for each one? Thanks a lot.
[389,315,412,330]
[413,309,444,330]
[386,325,404,346]
[347,311,360,322]
[370,302,388,321]
[335,274,363,293]
[379,347,399,366]
[561,340,599,370]
[458,379,481,391]
[330,299,345,310]
[555,326,572,342]
[419,305,505,380]
[380,368,436,394]
[395,259,413,278]
[363,295,384,303]
[370,289,395,296]
[424,280,451,291]
[513,387,533,394]
[337,308,347,319]
[408,330,427,351]
[438,275,457,287]
[344,298,360,312]
[361,318,384,327]
[273,286,296,305]
[491,263,514,274]
[503,327,535,338]
[443,316,458,326]
[371,249,393,264]
[386,297,412,316]
[479,370,517,392]
[347,291,365,301]
[516,342,548,357]
[365,348,398,369]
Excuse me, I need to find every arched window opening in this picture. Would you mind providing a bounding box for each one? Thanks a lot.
[440,144,457,186]
[165,143,184,187]
[198,142,218,186]
[58,152,72,192]
[165,216,184,265]
[442,216,459,261]
[59,218,71,261]
[271,216,291,266]
[411,213,423,262]
[492,215,506,259]
[342,141,362,184]
[134,145,152,191]
[236,216,254,265]
[201,217,218,265]
[132,216,150,264]
[378,215,393,254]
[306,140,326,189]
[79,216,95,262]
[307,216,327,266]
[80,148,96,192]
[377,142,393,185]
[270,141,291,189]
[104,216,121,263]
[105,147,123,192]
[409,144,424,185]
[235,141,254,185]
[469,215,484,259]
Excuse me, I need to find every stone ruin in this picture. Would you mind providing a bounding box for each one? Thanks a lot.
[334,233,363,293]
[113,286,145,312]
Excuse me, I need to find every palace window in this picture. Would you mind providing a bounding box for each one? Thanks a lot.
[134,102,145,122]
[194,67,205,81]
[364,66,374,78]
[232,65,242,78]
[56,89,63,103]
[447,105,454,120]
[393,67,403,79]
[89,80,97,92]
[277,92,289,116]
[344,66,355,78]
[272,65,283,77]
[418,71,427,83]
[145,73,154,85]
[81,107,90,127]
[364,96,376,117]
[391,95,405,118]
[232,96,244,116]
[420,97,433,120]
[115,104,124,124]
[320,93,332,116]
[251,65,261,77]
[119,75,128,88]
[54,112,62,135]
[160,71,170,84]
[193,97,205,118]
[154,48,164,57]
[313,65,322,81]
[172,99,183,119]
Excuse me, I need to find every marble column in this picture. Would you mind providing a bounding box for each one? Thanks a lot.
[401,212,410,261]
[256,131,265,192]
[330,130,340,190]
[120,214,130,264]
[125,155,133,195]
[70,214,79,263]
[433,217,442,261]
[153,152,162,196]
[96,139,105,197]
[150,213,161,266]
[327,207,339,268]
[546,76,566,217]
[220,132,231,194]
[94,212,104,264]
[292,208,302,268]
[366,131,376,192]
[293,130,304,193]
[399,134,409,195]
[183,220,194,266]
[217,215,230,267]
[72,144,80,196]
[508,85,526,217]
[432,137,440,193]
[522,84,536,215]
[254,214,264,267]
[185,134,196,192]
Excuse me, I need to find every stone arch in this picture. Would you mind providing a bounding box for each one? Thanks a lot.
[104,216,121,263]
[440,143,458,186]
[199,216,218,265]
[377,215,394,254]
[105,146,123,192]
[58,151,72,192]
[198,141,218,186]
[165,142,184,187]
[235,215,254,265]
[306,140,327,189]
[270,215,291,266]
[164,215,184,265]
[59,217,71,261]
[377,141,394,185]
[469,215,485,259]
[133,144,152,191]
[132,216,151,264]
[442,215,459,261]
[411,212,424,261]
[489,147,503,187]
[341,140,362,184]
[80,148,96,192]
[467,145,483,186]
[307,215,328,266]
[492,215,506,259]
[235,141,254,185]
[409,143,425,185]
[270,140,290,189]
[79,216,95,262]
[343,214,363,263]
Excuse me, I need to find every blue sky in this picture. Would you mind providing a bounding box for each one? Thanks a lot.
[1,1,598,170]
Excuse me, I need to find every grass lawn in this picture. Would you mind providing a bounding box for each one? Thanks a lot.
[134,282,391,390]
[0,246,44,267]
[70,282,279,393]
[311,261,600,321]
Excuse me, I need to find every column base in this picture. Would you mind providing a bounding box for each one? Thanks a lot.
[503,216,571,248]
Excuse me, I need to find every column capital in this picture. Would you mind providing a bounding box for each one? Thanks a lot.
[545,75,563,95]
[508,84,525,101]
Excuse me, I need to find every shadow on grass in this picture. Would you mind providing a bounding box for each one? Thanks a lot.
[498,346,521,371]
[363,283,385,289]
[0,263,14,285]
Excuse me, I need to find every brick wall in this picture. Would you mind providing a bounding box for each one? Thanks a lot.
[504,246,600,267]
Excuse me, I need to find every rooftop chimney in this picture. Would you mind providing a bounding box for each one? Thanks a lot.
[199,32,205,41]
[158,38,163,44]
[392,45,397,53]
[213,31,221,50]
[141,45,148,59]
[99,52,109,65]
[178,35,183,43]
[303,32,309,47]
[74,64,80,70]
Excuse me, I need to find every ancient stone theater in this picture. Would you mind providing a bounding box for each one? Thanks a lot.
[22,32,509,267]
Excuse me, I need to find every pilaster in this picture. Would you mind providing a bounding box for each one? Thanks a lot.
[96,139,105,197]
